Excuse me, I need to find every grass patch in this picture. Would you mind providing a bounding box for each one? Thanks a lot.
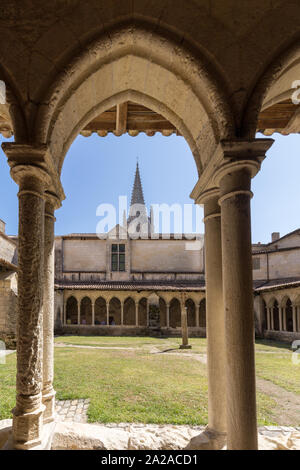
[0,338,297,425]
[255,352,300,395]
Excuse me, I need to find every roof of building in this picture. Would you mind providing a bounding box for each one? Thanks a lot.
[254,277,300,292]
[55,280,206,292]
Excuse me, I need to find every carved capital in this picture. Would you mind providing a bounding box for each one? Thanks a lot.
[190,138,274,204]
[2,142,65,203]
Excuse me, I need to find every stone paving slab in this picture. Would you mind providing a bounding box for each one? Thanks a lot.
[55,399,90,423]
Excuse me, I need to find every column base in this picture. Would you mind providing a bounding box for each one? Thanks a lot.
[12,404,45,449]
[180,345,192,349]
[42,389,56,424]
[185,426,227,450]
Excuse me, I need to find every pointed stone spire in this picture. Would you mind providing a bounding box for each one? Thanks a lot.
[130,161,145,207]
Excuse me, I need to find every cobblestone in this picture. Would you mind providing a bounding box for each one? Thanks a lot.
[55,399,90,423]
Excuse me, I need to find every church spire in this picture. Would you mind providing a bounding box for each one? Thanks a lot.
[130,161,145,207]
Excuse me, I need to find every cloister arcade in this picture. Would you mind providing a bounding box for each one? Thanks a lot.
[261,293,300,334]
[64,292,206,329]
[0,0,300,452]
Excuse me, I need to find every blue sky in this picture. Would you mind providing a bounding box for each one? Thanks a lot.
[0,132,299,244]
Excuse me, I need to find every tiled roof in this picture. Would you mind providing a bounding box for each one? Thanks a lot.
[55,280,206,291]
[255,277,300,292]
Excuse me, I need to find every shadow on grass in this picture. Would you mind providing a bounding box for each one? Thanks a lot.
[255,339,292,351]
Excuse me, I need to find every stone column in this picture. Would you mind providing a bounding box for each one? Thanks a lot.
[279,307,283,331]
[195,303,200,328]
[219,164,258,450]
[188,190,226,450]
[166,303,170,328]
[146,299,149,327]
[91,301,95,326]
[106,301,109,326]
[283,307,287,331]
[11,164,50,449]
[180,297,191,350]
[292,305,297,333]
[121,301,124,326]
[135,301,139,327]
[297,306,300,333]
[42,193,60,424]
[267,307,271,330]
[77,299,81,325]
[271,307,274,330]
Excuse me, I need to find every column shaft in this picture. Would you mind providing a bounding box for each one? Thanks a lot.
[42,198,57,424]
[195,304,200,328]
[92,302,95,326]
[220,168,258,450]
[283,308,287,331]
[135,302,139,327]
[77,301,80,325]
[279,307,283,331]
[166,304,170,328]
[13,167,49,449]
[121,302,124,326]
[106,302,109,326]
[292,306,297,333]
[204,196,226,437]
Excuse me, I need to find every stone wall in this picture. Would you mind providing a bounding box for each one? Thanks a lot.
[60,325,206,338]
[264,330,300,344]
[0,234,17,265]
[0,272,17,349]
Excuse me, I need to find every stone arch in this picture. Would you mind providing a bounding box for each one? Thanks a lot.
[66,296,78,325]
[33,26,234,174]
[138,297,147,327]
[123,297,135,326]
[169,298,181,329]
[185,298,196,327]
[242,38,300,137]
[159,298,167,327]
[199,298,206,328]
[109,297,121,326]
[95,297,107,325]
[80,297,92,325]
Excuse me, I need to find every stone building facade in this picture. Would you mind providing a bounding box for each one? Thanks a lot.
[1,167,300,344]
[54,163,207,337]
[0,220,18,348]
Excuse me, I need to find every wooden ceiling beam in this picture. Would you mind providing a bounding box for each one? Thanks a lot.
[115,102,128,136]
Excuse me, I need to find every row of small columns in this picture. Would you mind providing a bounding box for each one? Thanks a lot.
[63,298,203,327]
[266,305,300,332]
[188,139,274,451]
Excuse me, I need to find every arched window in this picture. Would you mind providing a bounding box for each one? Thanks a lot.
[199,299,206,327]
[109,298,121,325]
[66,296,78,325]
[169,298,181,328]
[80,297,92,325]
[95,297,107,325]
[185,299,196,327]
[123,298,135,325]
[285,298,293,332]
[159,298,167,327]
[138,298,147,326]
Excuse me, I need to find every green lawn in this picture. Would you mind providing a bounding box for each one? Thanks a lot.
[0,337,298,426]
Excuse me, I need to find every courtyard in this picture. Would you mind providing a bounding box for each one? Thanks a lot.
[1,337,299,428]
